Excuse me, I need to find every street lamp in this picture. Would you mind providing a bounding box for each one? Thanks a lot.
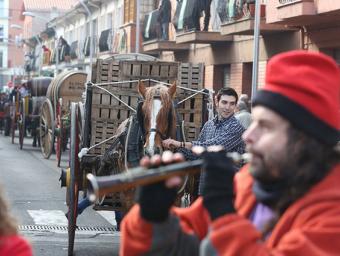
[22,11,59,76]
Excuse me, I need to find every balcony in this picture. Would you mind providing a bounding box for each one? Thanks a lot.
[175,31,232,44]
[142,10,190,53]
[276,0,316,25]
[220,2,293,36]
[143,39,190,53]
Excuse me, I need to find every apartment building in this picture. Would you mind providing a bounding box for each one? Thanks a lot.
[32,0,340,97]
[0,0,9,89]
[21,0,77,77]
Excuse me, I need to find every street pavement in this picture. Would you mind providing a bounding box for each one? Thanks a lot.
[0,133,120,255]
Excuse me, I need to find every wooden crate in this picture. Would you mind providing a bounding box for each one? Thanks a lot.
[90,59,179,155]
[176,63,205,142]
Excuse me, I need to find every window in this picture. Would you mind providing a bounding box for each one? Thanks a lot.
[86,22,90,36]
[124,0,135,23]
[0,51,3,68]
[140,0,154,18]
[223,65,231,88]
[107,12,113,30]
[114,6,123,30]
[92,18,97,36]
[0,25,3,42]
[0,0,4,17]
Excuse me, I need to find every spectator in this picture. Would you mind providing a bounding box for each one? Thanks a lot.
[0,186,32,255]
[201,0,212,31]
[158,0,172,40]
[193,0,212,31]
[235,101,252,129]
[58,36,71,62]
[239,93,250,111]
[120,50,340,255]
[42,45,51,65]
[162,87,245,193]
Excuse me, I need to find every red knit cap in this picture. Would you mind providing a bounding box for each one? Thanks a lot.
[253,50,340,146]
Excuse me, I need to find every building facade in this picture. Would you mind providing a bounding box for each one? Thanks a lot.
[21,0,340,98]
[0,0,10,90]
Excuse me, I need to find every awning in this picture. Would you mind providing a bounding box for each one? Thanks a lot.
[70,41,78,59]
[142,10,160,41]
[99,29,112,52]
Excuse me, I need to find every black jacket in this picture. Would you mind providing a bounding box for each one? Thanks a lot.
[159,0,171,23]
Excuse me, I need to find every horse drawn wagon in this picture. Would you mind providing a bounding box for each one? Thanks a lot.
[9,77,52,149]
[39,70,87,166]
[61,53,207,255]
[0,92,8,134]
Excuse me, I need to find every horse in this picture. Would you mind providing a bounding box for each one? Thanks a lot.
[137,80,177,156]
[137,81,199,206]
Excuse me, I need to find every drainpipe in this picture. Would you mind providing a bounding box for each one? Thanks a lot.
[136,0,140,53]
[251,0,261,100]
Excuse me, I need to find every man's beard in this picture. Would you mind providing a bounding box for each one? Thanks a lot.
[249,144,299,185]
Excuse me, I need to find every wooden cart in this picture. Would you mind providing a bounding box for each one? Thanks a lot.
[11,77,52,149]
[39,71,87,166]
[64,53,207,256]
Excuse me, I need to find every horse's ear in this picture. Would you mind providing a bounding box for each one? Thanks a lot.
[138,80,146,99]
[168,81,176,98]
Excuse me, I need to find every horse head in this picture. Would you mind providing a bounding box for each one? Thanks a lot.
[138,80,177,156]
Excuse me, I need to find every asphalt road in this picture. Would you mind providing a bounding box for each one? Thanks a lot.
[0,133,120,256]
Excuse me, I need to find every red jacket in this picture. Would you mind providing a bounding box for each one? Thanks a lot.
[121,164,340,255]
[0,235,32,256]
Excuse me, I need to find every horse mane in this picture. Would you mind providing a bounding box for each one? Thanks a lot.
[142,84,176,138]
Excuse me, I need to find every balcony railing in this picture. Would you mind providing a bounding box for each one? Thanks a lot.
[279,0,300,4]
[278,0,313,6]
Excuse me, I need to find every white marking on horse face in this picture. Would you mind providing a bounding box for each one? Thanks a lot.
[147,98,162,156]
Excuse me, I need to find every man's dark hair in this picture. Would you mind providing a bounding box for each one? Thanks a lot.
[216,87,238,103]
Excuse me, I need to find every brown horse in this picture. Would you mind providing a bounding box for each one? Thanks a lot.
[137,81,177,156]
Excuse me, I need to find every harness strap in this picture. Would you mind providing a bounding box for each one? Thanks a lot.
[147,128,168,140]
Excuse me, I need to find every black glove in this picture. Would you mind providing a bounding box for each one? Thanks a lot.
[136,181,177,223]
[201,150,236,221]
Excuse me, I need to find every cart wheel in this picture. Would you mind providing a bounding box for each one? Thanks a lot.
[56,99,63,167]
[18,98,26,150]
[11,97,17,144]
[68,102,80,256]
[11,114,15,144]
[40,99,55,159]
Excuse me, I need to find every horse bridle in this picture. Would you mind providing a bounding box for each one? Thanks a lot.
[137,97,174,143]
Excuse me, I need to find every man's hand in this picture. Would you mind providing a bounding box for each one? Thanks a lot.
[136,151,184,222]
[162,138,180,149]
[193,146,236,221]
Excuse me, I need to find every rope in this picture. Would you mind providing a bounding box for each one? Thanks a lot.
[92,84,136,113]
[78,134,118,159]
[91,79,209,96]
[177,89,206,105]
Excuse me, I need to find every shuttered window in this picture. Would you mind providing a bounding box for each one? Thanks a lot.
[124,0,136,23]
[223,65,231,88]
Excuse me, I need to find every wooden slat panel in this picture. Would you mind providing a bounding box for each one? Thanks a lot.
[90,58,208,155]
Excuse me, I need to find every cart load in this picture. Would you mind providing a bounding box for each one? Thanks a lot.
[40,70,87,166]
